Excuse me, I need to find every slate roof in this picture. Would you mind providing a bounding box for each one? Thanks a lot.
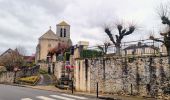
[39,29,58,40]
[124,43,159,50]
[57,21,70,26]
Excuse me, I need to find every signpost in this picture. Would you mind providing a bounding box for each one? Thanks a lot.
[65,61,74,94]
[13,67,18,83]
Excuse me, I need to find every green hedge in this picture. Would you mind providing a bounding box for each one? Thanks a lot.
[80,50,102,58]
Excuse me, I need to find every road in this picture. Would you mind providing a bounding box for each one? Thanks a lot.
[0,84,100,100]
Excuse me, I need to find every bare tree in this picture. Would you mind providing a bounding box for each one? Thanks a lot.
[16,46,27,56]
[97,40,111,55]
[150,3,170,59]
[1,47,26,71]
[150,3,170,79]
[105,23,136,55]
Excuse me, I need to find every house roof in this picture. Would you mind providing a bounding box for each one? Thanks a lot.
[24,56,35,62]
[124,43,159,50]
[0,48,14,57]
[39,29,58,40]
[57,21,70,26]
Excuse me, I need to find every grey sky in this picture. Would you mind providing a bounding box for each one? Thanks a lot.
[0,0,169,55]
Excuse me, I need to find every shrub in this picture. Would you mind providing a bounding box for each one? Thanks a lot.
[80,50,102,58]
[18,76,39,85]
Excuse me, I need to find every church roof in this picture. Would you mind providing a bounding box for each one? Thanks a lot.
[39,29,58,40]
[57,21,70,26]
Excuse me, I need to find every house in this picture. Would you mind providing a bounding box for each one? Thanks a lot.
[0,48,23,71]
[0,48,19,66]
[123,42,159,56]
[24,56,35,63]
[160,44,167,55]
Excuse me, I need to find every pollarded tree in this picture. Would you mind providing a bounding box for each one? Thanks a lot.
[150,4,170,62]
[105,23,136,55]
[150,4,170,81]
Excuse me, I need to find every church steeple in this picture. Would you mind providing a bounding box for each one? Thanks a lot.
[56,21,70,39]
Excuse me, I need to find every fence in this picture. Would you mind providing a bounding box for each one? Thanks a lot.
[15,65,40,78]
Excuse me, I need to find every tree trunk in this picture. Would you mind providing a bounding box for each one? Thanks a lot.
[116,46,121,56]
[166,47,170,78]
[167,47,170,63]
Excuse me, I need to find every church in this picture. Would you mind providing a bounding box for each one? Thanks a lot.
[35,21,72,64]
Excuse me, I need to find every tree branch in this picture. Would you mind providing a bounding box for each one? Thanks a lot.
[105,27,116,44]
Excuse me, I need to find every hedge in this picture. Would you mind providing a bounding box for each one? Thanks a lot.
[80,50,102,58]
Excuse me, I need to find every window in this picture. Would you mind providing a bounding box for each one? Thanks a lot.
[60,28,62,37]
[64,29,66,37]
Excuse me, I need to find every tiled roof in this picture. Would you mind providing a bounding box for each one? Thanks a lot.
[24,56,35,62]
[39,29,58,40]
[57,21,70,26]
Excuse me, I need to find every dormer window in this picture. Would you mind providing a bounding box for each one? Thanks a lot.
[60,28,63,37]
[64,29,66,37]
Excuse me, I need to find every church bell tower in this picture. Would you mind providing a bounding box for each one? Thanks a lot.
[56,21,70,39]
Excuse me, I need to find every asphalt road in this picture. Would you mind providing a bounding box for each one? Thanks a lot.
[0,84,100,100]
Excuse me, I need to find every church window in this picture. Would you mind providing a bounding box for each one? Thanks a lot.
[60,28,63,37]
[64,29,66,37]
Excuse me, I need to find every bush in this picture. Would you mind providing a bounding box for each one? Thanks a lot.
[18,76,39,85]
[80,50,102,58]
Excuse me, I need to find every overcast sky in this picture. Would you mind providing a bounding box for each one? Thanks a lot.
[0,0,169,55]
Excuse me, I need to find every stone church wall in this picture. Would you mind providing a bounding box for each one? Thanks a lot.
[74,56,170,99]
[39,39,58,61]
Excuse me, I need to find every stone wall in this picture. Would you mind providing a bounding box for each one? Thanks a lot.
[54,61,63,80]
[0,66,40,84]
[39,61,63,80]
[74,60,91,92]
[0,72,14,83]
[74,56,170,99]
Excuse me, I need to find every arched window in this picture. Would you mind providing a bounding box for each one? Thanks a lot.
[64,29,66,37]
[60,28,63,37]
